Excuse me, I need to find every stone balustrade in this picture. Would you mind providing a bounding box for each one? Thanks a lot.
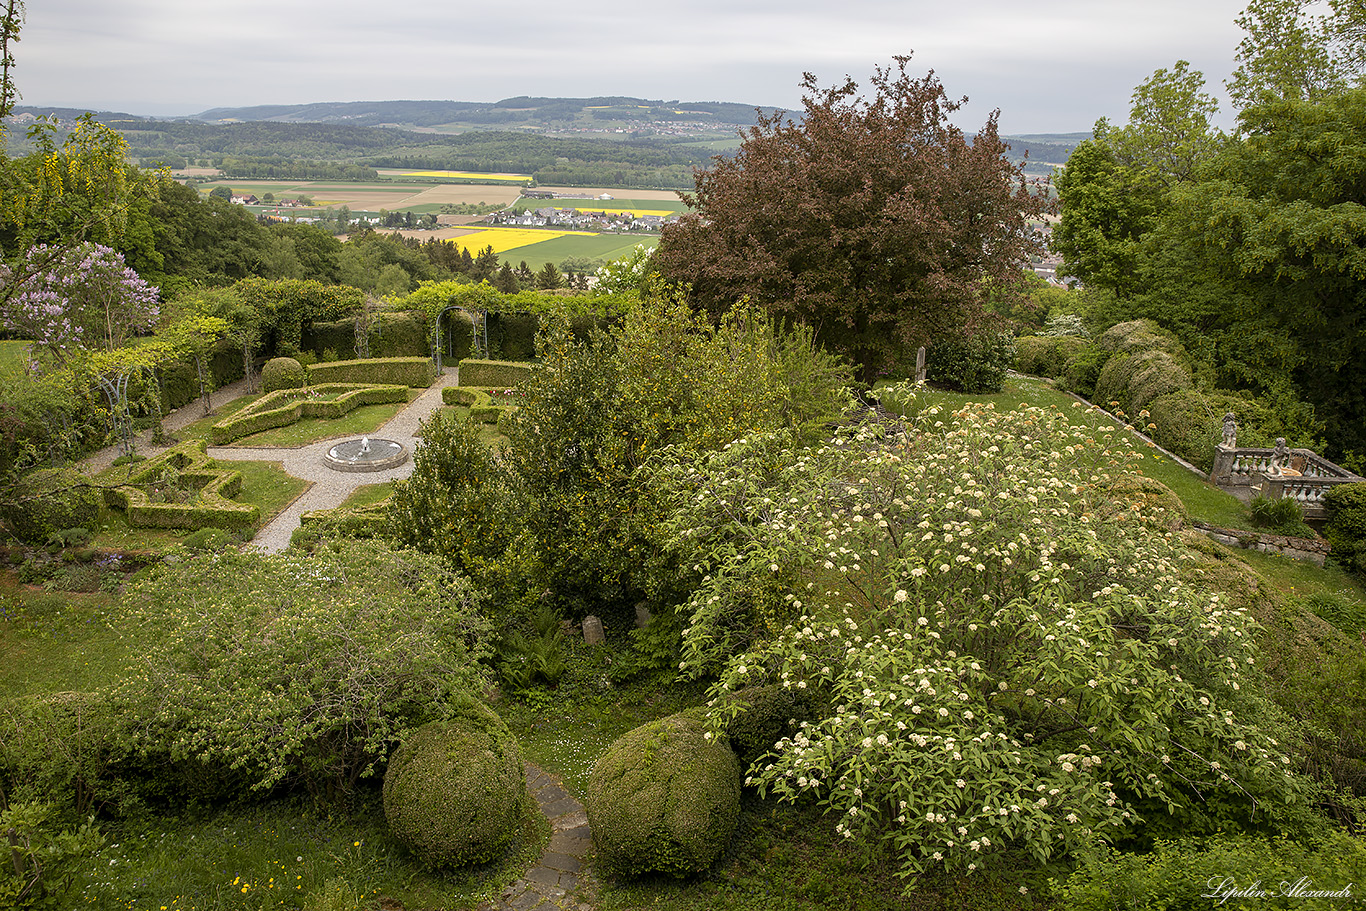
[1210,446,1364,519]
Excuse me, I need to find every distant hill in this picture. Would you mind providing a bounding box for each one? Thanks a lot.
[1002,133,1088,164]
[3,102,1088,190]
[192,97,781,135]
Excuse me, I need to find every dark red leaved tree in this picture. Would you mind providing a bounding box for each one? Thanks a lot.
[656,56,1046,384]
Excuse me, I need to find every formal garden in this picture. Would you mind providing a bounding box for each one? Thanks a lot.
[3,265,1366,910]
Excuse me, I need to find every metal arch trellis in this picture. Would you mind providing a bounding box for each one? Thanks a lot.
[432,305,489,374]
[94,363,162,458]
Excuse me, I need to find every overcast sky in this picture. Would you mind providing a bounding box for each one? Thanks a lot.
[14,0,1250,134]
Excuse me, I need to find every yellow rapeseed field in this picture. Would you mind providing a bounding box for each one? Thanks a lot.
[444,227,596,255]
[400,170,532,182]
[571,206,675,218]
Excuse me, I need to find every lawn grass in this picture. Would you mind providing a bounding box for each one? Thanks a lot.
[0,339,32,376]
[0,581,127,699]
[335,481,395,510]
[438,405,508,448]
[76,791,546,911]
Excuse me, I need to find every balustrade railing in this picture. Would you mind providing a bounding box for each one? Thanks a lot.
[1211,446,1364,519]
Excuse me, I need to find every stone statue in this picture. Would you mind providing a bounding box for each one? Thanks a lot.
[1269,437,1290,476]
[1221,413,1237,449]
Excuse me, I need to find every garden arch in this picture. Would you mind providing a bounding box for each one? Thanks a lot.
[433,305,489,373]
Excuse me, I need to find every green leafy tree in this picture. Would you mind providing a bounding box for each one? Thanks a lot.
[655,56,1044,384]
[118,541,490,802]
[1226,0,1363,110]
[1105,61,1224,187]
[1157,88,1366,458]
[1053,63,1221,299]
[1052,140,1159,300]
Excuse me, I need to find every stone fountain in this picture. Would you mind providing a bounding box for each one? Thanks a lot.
[322,435,408,473]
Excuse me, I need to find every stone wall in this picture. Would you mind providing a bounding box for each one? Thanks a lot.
[1191,521,1330,567]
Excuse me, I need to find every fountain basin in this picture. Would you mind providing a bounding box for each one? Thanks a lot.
[323,437,408,473]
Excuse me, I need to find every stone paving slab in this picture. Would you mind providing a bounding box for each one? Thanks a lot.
[476,762,595,911]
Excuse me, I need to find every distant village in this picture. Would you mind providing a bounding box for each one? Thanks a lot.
[478,191,680,233]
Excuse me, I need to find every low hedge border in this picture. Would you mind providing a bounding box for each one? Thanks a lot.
[104,440,260,531]
[306,357,436,388]
[292,500,390,549]
[441,386,517,425]
[442,387,491,408]
[211,384,409,445]
[457,359,536,388]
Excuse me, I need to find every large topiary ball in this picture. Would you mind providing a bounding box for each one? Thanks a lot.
[0,468,101,543]
[260,356,307,393]
[382,701,526,869]
[587,711,741,878]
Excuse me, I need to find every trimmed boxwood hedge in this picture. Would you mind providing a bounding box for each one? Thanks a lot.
[210,383,409,445]
[292,499,389,549]
[306,357,436,388]
[458,359,536,388]
[104,440,259,530]
[440,386,516,424]
[382,701,527,869]
[441,387,491,408]
[587,711,741,879]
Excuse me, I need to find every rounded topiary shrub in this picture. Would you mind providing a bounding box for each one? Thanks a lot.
[1014,335,1088,380]
[587,711,741,878]
[382,701,526,869]
[260,356,307,393]
[0,468,101,544]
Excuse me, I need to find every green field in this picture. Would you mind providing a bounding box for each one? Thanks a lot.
[497,233,659,270]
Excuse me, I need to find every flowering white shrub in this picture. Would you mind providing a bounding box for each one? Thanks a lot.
[594,243,656,294]
[658,402,1303,880]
